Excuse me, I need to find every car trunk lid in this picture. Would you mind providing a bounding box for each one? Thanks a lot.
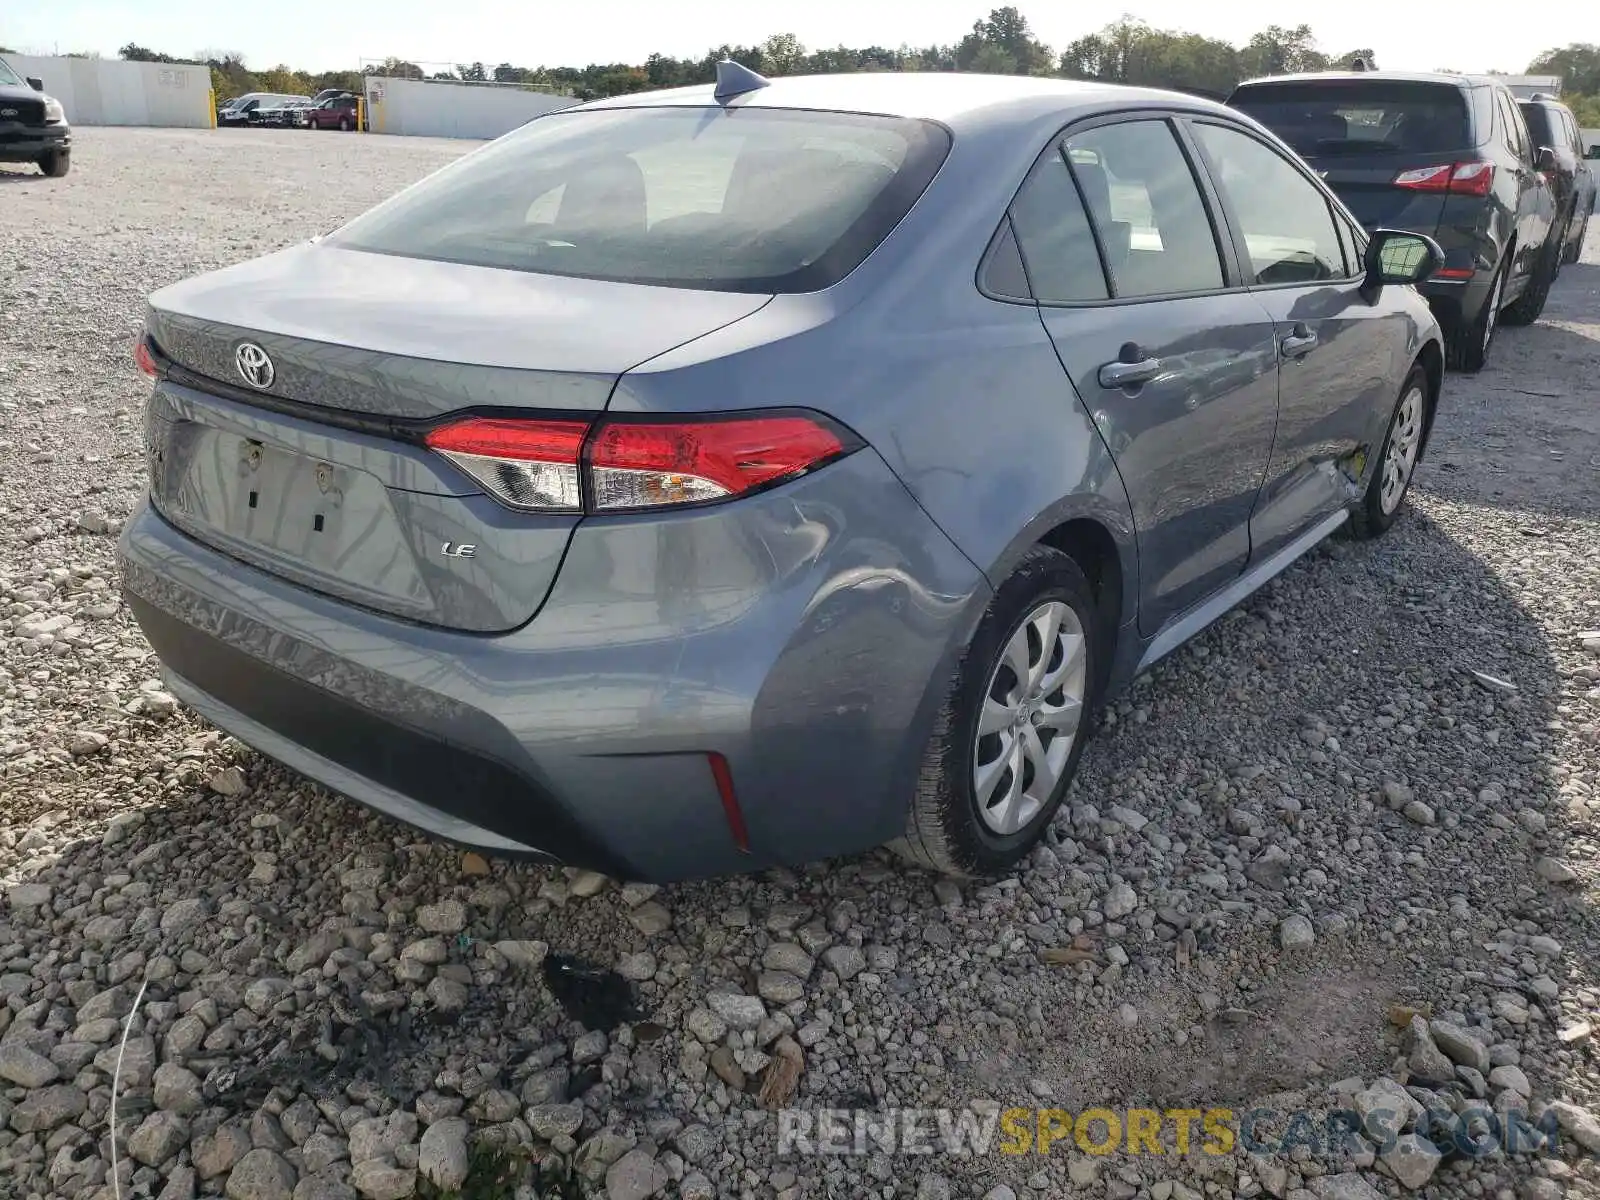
[142,245,771,632]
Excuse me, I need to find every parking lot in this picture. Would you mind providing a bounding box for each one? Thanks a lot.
[2,127,1599,1200]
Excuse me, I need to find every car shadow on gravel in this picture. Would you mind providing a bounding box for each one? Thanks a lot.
[953,501,1598,1144]
[1419,276,1600,523]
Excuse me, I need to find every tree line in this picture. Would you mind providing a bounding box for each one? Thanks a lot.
[62,13,1600,126]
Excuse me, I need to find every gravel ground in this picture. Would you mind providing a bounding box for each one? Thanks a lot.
[3,127,1599,1200]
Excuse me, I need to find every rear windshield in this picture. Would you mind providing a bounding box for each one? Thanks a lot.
[1231,81,1471,157]
[329,106,951,293]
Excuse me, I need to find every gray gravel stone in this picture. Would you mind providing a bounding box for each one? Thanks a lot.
[225,1148,298,1200]
[0,1042,60,1087]
[418,1117,469,1190]
[606,1148,669,1200]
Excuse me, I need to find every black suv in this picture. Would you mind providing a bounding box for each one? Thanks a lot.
[1518,95,1595,266]
[0,54,71,177]
[1229,71,1558,371]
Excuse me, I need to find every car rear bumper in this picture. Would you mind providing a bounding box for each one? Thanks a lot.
[1419,271,1496,330]
[118,449,987,881]
[0,126,70,161]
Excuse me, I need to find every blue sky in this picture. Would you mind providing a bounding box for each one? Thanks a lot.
[1,0,1564,76]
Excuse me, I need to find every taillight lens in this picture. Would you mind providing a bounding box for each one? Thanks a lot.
[423,417,588,512]
[588,417,847,512]
[422,413,854,514]
[1392,161,1493,196]
[134,340,159,378]
[1393,164,1453,192]
[1448,161,1494,196]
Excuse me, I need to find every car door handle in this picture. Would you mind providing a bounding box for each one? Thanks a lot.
[1098,357,1162,388]
[1281,329,1318,358]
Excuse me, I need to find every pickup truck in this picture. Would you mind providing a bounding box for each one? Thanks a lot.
[0,53,71,176]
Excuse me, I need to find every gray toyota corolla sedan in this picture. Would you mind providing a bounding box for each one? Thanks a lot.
[120,66,1445,881]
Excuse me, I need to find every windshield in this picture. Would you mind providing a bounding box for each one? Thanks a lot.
[0,57,26,88]
[1232,81,1471,157]
[328,106,951,293]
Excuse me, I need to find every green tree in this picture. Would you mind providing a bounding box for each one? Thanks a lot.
[760,33,807,75]
[957,6,1053,75]
[1239,24,1326,77]
[1528,43,1600,96]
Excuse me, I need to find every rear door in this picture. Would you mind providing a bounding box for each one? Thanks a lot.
[1010,114,1281,635]
[1494,88,1553,286]
[1186,117,1407,556]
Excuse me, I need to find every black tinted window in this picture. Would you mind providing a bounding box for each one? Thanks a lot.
[1193,123,1347,284]
[1231,81,1470,156]
[980,220,1033,301]
[1519,103,1554,148]
[330,107,950,293]
[1064,120,1225,298]
[1007,153,1108,303]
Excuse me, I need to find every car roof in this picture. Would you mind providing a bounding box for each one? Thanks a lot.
[572,71,1238,131]
[1233,71,1499,91]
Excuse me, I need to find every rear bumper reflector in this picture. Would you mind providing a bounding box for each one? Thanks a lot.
[708,752,751,853]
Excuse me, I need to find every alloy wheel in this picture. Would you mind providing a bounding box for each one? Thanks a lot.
[1380,385,1425,515]
[972,600,1087,836]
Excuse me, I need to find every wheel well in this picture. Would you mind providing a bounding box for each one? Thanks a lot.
[1037,519,1124,679]
[1415,341,1444,459]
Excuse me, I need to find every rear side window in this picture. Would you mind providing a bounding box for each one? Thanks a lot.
[1064,120,1225,298]
[1007,154,1108,303]
[1230,81,1471,157]
[1497,91,1530,162]
[328,107,950,293]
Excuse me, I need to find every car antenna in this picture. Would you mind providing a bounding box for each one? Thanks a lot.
[714,59,770,104]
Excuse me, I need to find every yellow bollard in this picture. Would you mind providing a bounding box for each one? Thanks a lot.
[208,90,216,129]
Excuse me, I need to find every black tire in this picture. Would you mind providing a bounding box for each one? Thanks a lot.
[339,117,351,132]
[1444,256,1506,372]
[1563,207,1589,266]
[38,150,69,178]
[892,546,1103,876]
[1501,230,1559,327]
[1348,364,1430,539]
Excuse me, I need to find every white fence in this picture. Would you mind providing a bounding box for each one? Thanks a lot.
[5,56,213,128]
[362,76,573,140]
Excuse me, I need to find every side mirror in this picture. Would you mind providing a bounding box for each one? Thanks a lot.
[1536,146,1558,174]
[1363,229,1443,291]
[26,76,44,92]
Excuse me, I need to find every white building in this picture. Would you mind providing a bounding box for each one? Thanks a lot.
[1497,74,1561,99]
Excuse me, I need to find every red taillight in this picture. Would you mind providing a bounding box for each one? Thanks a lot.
[1448,161,1494,196]
[1393,164,1453,192]
[588,417,846,512]
[1392,161,1493,197]
[422,413,853,514]
[134,340,159,378]
[423,417,588,512]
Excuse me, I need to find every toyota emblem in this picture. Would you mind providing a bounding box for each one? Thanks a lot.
[234,342,275,389]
